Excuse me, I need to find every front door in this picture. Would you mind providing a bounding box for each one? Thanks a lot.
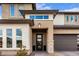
[36,34,43,51]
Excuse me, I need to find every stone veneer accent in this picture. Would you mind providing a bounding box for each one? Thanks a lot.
[32,20,54,54]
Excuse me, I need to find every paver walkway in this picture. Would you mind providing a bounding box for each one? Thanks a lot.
[30,51,52,56]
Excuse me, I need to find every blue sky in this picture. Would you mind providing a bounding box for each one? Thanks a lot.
[36,3,79,11]
[0,3,79,16]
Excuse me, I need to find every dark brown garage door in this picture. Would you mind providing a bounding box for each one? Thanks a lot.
[54,35,77,51]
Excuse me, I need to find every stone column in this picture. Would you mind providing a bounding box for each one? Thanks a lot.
[47,27,54,54]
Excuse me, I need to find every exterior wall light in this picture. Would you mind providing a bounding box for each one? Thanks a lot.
[38,23,41,28]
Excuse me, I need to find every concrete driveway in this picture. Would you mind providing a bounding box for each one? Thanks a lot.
[54,51,79,56]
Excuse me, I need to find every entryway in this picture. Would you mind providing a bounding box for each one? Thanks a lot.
[32,29,47,52]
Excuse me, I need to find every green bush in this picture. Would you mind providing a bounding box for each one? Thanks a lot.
[16,48,28,56]
[16,45,28,56]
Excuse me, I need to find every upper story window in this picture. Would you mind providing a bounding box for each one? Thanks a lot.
[44,15,49,19]
[30,15,34,19]
[70,16,74,22]
[29,15,49,19]
[36,16,43,19]
[75,16,78,22]
[10,4,14,16]
[65,16,69,22]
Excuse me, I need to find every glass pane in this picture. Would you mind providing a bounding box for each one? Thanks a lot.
[66,16,69,22]
[0,37,2,48]
[16,40,22,48]
[0,30,2,36]
[71,16,74,21]
[30,16,34,19]
[10,4,14,16]
[37,39,42,41]
[36,16,43,19]
[44,15,48,19]
[16,29,22,48]
[75,16,78,22]
[37,35,42,38]
[6,29,12,48]
[16,29,22,36]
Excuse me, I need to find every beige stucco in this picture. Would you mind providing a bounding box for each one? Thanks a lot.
[54,29,79,34]
[54,14,64,25]
[2,4,33,19]
[32,20,54,54]
[0,24,32,55]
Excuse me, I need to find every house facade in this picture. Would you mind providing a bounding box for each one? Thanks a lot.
[0,3,79,56]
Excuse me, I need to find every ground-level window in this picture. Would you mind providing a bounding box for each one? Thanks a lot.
[0,30,2,48]
[6,29,12,48]
[16,29,22,48]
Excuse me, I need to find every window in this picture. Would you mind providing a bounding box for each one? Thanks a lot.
[30,15,34,19]
[70,16,74,22]
[75,16,78,22]
[6,29,12,48]
[36,16,43,19]
[29,15,49,19]
[0,30,2,48]
[66,16,69,22]
[10,4,14,16]
[44,15,48,19]
[16,29,22,48]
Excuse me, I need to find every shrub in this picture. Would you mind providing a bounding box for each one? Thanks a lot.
[16,48,28,56]
[16,45,28,56]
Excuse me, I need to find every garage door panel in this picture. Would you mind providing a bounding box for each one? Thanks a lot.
[54,35,77,51]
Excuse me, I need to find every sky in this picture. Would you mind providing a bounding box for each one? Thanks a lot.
[0,3,79,16]
[36,3,79,11]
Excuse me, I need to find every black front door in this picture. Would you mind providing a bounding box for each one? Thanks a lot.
[36,34,43,51]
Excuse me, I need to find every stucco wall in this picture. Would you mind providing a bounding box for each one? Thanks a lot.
[54,29,79,34]
[2,4,33,19]
[53,14,64,25]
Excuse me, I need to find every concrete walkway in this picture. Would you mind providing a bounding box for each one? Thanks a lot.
[30,51,79,56]
[30,51,51,56]
[54,51,79,56]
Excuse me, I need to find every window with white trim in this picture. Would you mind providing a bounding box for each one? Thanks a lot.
[6,29,12,48]
[16,29,22,48]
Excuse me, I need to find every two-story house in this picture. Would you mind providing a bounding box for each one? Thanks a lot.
[0,3,79,56]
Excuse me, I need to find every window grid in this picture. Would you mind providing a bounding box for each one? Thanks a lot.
[29,15,49,19]
[16,29,22,48]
